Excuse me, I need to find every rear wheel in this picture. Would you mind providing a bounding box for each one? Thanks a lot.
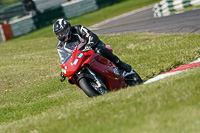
[133,71,143,84]
[124,70,143,86]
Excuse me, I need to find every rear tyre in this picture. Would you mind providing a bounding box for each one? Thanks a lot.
[79,78,100,98]
[133,71,143,84]
[124,70,143,86]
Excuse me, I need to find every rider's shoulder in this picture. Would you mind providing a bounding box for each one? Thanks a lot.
[72,25,84,31]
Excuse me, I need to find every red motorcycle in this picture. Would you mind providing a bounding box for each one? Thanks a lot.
[60,43,142,97]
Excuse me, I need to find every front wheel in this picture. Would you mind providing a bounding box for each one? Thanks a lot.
[79,78,100,98]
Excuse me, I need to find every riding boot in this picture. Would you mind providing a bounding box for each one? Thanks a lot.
[113,59,132,72]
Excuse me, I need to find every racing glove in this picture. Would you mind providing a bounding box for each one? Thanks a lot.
[85,43,93,50]
[60,72,66,82]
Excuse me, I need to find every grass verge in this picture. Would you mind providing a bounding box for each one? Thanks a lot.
[0,32,200,132]
[0,63,199,133]
[1,33,199,91]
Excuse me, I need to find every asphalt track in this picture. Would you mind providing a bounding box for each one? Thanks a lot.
[92,7,200,35]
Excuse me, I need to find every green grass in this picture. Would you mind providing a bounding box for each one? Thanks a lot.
[1,33,199,91]
[0,61,199,133]
[0,0,20,7]
[0,0,200,132]
[0,32,200,133]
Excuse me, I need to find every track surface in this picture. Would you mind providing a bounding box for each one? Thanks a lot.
[93,8,200,34]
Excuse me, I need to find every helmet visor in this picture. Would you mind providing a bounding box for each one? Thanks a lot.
[56,28,70,37]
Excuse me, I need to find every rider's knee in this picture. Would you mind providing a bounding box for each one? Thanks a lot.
[96,47,110,56]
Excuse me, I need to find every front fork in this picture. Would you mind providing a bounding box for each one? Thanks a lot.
[85,67,108,94]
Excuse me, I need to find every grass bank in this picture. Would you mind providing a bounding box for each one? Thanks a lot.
[1,33,199,92]
[0,32,200,132]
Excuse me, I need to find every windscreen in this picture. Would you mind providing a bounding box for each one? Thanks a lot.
[58,41,79,64]
[58,48,72,64]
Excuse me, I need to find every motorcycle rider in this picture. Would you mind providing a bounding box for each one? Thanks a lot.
[53,18,135,81]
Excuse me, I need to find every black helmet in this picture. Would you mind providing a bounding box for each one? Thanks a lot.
[53,18,71,41]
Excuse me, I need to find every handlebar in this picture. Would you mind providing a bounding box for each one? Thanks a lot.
[82,48,92,52]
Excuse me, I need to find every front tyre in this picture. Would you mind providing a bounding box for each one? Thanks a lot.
[79,78,100,98]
